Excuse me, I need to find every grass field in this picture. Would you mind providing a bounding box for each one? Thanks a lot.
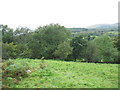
[3,59,118,88]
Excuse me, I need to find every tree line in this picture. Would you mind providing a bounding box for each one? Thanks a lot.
[1,24,119,63]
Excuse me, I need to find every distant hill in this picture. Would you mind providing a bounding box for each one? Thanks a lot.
[87,23,118,30]
[67,28,88,32]
[67,23,118,33]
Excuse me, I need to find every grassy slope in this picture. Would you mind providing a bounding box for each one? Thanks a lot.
[13,59,118,88]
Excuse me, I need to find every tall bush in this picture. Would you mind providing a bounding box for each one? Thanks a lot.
[93,35,118,62]
[2,43,18,59]
[53,41,72,60]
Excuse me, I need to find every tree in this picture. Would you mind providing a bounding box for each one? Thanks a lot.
[112,36,120,63]
[93,35,118,62]
[16,43,31,58]
[70,35,87,61]
[2,43,18,59]
[13,27,32,44]
[1,25,13,43]
[113,36,120,51]
[28,33,46,59]
[13,27,33,58]
[85,41,101,62]
[53,41,72,60]
[28,24,72,59]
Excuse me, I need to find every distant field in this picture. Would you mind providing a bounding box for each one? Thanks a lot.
[3,59,118,88]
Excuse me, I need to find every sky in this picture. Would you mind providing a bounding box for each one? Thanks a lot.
[0,0,119,29]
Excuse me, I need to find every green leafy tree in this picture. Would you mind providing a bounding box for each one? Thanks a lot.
[70,35,87,61]
[93,35,118,62]
[13,27,33,58]
[113,36,120,50]
[85,41,101,62]
[28,24,71,59]
[53,41,72,60]
[16,44,31,58]
[28,33,46,59]
[2,43,18,59]
[112,36,120,63]
[1,25,13,43]
[13,27,31,44]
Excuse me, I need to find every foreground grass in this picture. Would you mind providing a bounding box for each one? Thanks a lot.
[4,59,118,88]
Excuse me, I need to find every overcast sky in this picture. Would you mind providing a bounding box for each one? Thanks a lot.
[0,0,119,29]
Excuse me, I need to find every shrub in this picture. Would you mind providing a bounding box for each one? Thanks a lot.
[93,35,118,62]
[2,59,30,81]
[53,41,72,60]
[85,41,101,62]
[16,44,32,58]
[2,43,18,59]
[2,59,31,88]
[70,35,87,61]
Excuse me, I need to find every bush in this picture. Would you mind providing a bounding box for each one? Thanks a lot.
[2,59,30,79]
[93,35,118,62]
[53,41,72,60]
[85,41,101,62]
[16,44,32,58]
[2,43,18,59]
[70,35,87,61]
[2,59,31,88]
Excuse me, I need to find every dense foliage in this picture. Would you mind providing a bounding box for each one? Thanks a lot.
[70,35,87,61]
[2,59,47,88]
[1,24,119,63]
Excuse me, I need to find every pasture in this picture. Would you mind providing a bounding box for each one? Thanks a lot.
[2,59,118,88]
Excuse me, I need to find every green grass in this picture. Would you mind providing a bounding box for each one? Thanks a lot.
[4,59,118,88]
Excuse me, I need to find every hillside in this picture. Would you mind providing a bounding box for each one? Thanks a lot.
[3,59,118,88]
[87,23,118,29]
[67,23,118,33]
